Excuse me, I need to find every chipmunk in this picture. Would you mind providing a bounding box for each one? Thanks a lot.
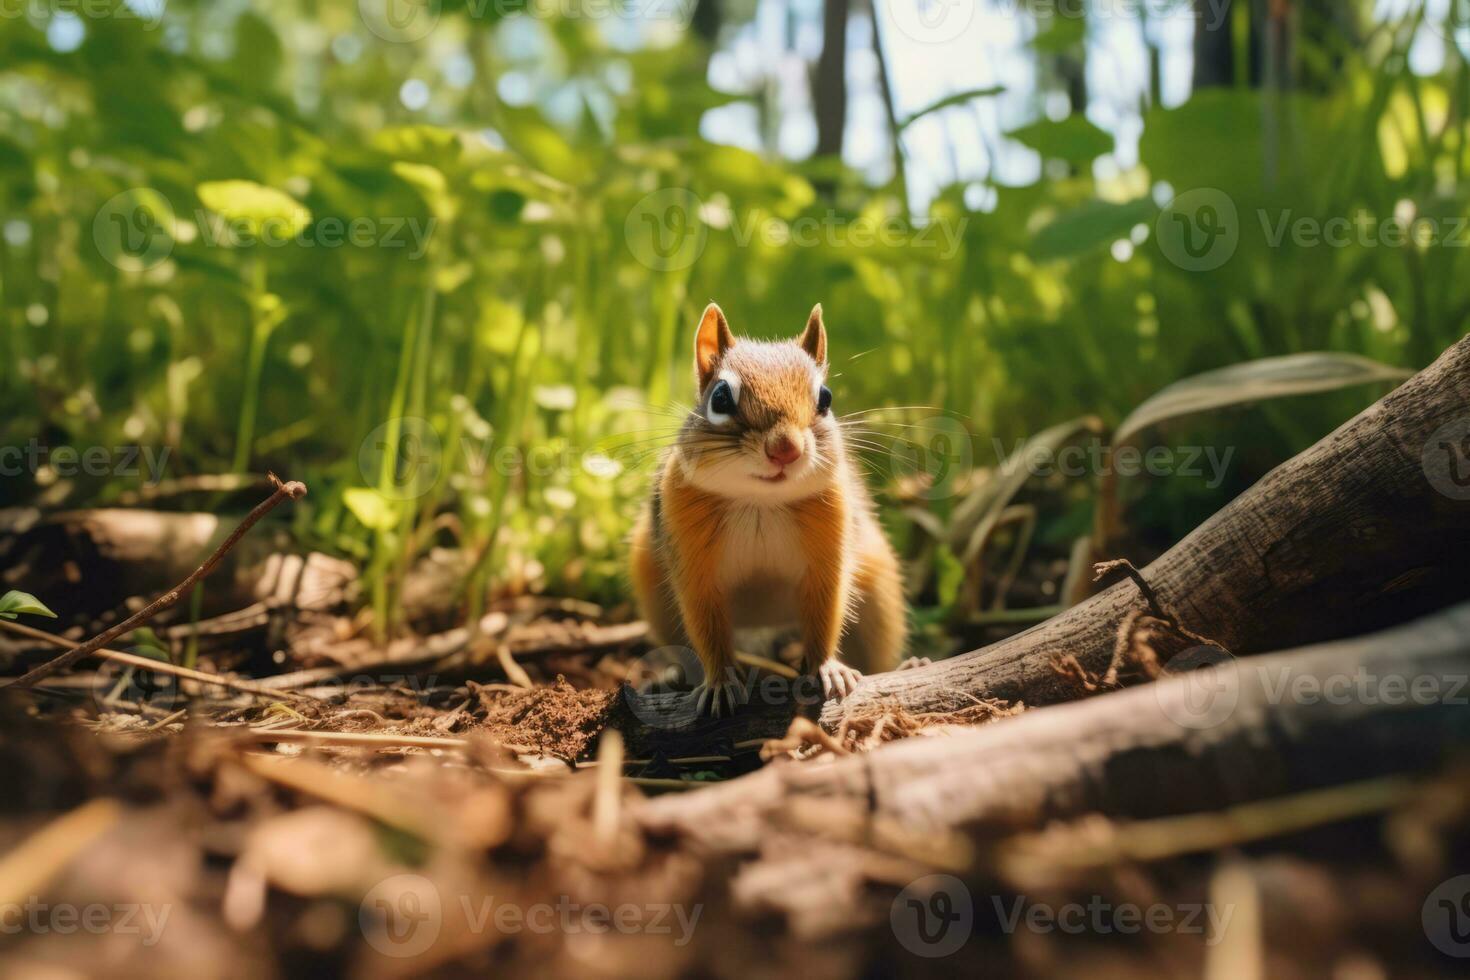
[629,303,907,716]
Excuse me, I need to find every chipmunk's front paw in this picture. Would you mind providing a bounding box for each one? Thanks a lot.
[693,676,748,718]
[818,660,863,700]
[897,656,932,671]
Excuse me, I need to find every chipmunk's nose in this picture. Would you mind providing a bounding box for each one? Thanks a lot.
[765,434,802,467]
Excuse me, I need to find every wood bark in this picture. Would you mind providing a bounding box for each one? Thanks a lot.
[817,334,1470,726]
[645,602,1470,843]
[1193,0,1237,90]
[813,0,850,161]
[0,508,353,621]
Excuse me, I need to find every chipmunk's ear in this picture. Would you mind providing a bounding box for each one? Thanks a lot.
[694,302,734,387]
[798,304,827,365]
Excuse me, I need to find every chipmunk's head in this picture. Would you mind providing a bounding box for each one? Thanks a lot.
[676,302,839,503]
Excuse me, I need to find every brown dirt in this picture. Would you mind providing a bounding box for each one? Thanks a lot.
[469,677,617,761]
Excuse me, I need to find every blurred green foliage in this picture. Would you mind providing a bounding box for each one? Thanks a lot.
[0,2,1465,633]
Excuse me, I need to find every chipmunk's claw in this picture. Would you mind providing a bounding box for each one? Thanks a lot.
[693,676,747,718]
[818,660,863,700]
[896,656,932,671]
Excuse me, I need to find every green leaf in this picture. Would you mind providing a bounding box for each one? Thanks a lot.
[391,161,455,222]
[951,416,1105,568]
[127,627,172,662]
[1114,353,1413,446]
[197,180,311,241]
[0,590,57,620]
[1008,116,1113,164]
[1029,196,1156,262]
[898,87,1006,133]
[343,488,401,532]
[934,546,966,612]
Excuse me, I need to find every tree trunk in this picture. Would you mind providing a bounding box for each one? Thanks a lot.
[813,0,850,161]
[1193,0,1238,90]
[645,602,1470,841]
[818,334,1470,725]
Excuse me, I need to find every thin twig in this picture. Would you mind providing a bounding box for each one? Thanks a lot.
[496,642,533,689]
[5,474,307,689]
[0,619,319,703]
[237,728,470,750]
[593,729,624,848]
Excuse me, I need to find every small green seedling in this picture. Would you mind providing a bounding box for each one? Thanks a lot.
[0,590,57,621]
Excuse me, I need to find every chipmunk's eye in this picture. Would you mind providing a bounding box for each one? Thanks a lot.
[707,379,737,423]
[816,385,832,415]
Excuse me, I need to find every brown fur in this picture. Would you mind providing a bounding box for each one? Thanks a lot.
[629,304,907,691]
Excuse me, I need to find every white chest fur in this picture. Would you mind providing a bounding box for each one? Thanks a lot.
[718,504,806,628]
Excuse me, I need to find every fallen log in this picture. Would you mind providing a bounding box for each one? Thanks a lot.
[821,333,1470,724]
[0,507,355,623]
[644,601,1470,847]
